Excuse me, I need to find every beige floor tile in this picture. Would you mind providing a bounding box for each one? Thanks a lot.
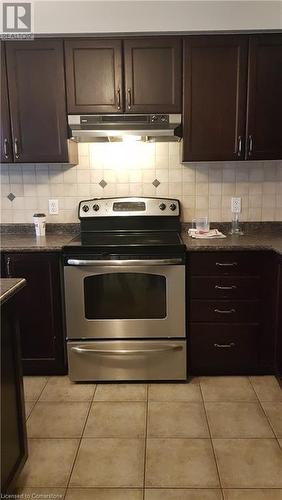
[145,489,223,499]
[223,490,282,500]
[148,383,202,402]
[262,402,282,437]
[23,376,48,401]
[188,377,201,385]
[39,376,95,402]
[14,488,65,499]
[147,401,209,437]
[84,402,146,438]
[27,402,90,438]
[250,376,282,402]
[94,384,147,401]
[145,438,219,488]
[205,402,274,438]
[25,401,36,419]
[200,377,257,402]
[70,438,145,487]
[65,489,143,500]
[17,438,79,487]
[213,438,282,488]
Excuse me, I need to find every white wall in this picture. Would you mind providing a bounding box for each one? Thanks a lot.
[34,1,282,34]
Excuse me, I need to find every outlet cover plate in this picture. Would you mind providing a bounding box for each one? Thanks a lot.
[49,199,59,215]
[231,197,241,213]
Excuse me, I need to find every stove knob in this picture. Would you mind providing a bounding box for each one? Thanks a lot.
[170,203,177,211]
[82,205,89,213]
[159,203,166,211]
[93,204,100,212]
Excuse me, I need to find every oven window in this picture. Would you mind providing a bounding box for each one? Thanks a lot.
[84,272,166,319]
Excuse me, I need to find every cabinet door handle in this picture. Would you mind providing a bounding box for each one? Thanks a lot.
[215,285,237,290]
[4,138,9,159]
[214,342,235,348]
[127,88,132,109]
[237,136,242,157]
[14,138,20,159]
[117,88,121,110]
[6,257,11,277]
[216,262,238,267]
[214,308,236,314]
[248,135,253,157]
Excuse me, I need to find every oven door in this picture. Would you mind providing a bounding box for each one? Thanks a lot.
[64,258,185,339]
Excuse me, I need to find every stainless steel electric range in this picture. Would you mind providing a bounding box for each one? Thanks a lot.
[63,197,186,382]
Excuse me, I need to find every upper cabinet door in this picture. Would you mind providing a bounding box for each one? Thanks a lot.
[65,39,123,113]
[124,37,182,113]
[6,40,68,163]
[246,35,282,160]
[183,36,248,162]
[1,44,13,163]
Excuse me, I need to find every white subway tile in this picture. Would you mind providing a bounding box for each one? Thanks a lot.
[155,169,169,183]
[77,170,91,184]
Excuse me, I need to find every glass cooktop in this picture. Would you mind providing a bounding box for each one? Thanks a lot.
[66,231,183,248]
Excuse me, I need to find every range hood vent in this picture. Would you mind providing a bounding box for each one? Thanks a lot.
[68,114,182,143]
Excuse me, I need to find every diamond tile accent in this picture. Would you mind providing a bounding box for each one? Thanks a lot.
[152,179,160,188]
[99,180,107,189]
[7,192,16,201]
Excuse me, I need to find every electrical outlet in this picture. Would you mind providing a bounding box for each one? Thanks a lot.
[49,199,59,215]
[231,197,241,213]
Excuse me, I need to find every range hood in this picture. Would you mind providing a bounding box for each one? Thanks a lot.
[68,114,182,143]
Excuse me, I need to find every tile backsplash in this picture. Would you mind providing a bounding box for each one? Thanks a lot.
[1,142,281,223]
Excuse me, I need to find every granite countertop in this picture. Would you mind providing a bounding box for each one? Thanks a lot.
[181,226,282,256]
[0,278,26,305]
[0,233,76,252]
[0,222,281,256]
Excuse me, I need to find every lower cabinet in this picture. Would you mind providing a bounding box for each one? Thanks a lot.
[1,289,27,493]
[275,256,282,380]
[2,252,66,375]
[187,251,276,375]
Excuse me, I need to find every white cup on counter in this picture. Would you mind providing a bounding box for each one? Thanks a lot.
[33,213,46,237]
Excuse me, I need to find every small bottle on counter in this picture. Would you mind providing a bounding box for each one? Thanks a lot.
[33,213,46,237]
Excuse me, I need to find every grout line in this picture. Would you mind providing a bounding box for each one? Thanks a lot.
[142,384,149,500]
[24,375,50,405]
[199,383,224,499]
[64,383,97,493]
[249,377,282,447]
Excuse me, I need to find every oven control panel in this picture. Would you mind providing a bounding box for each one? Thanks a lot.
[79,197,180,218]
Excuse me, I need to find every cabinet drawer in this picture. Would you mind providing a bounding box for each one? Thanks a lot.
[190,276,261,299]
[189,252,261,276]
[189,323,259,374]
[190,300,260,322]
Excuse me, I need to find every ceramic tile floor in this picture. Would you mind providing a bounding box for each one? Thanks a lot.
[14,375,282,500]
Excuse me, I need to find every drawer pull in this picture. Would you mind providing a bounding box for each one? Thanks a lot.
[214,342,235,348]
[215,285,237,290]
[216,262,238,267]
[214,308,236,314]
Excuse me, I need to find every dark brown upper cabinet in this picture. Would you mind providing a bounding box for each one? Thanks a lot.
[65,37,182,114]
[123,37,182,113]
[183,35,248,162]
[65,39,123,114]
[246,34,282,160]
[1,44,13,163]
[5,39,75,164]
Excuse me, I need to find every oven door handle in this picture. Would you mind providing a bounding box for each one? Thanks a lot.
[71,344,183,355]
[67,258,183,266]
